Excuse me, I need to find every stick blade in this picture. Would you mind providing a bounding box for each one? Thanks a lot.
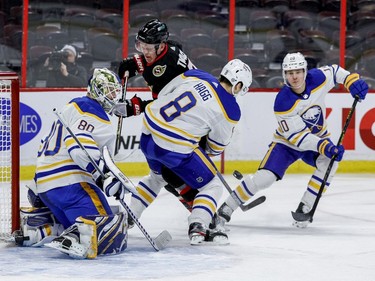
[240,196,266,212]
[154,230,172,250]
[291,210,313,222]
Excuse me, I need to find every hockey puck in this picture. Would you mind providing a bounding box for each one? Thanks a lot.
[233,170,243,180]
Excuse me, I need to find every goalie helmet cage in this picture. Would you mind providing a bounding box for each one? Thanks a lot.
[0,72,20,240]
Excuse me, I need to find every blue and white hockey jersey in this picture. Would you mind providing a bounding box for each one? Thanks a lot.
[35,96,115,193]
[273,64,351,152]
[142,69,241,155]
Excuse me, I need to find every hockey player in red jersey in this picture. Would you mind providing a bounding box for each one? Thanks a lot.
[113,18,196,117]
[113,19,199,213]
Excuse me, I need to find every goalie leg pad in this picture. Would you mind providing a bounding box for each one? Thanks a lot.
[26,180,46,208]
[77,211,129,259]
[46,211,128,259]
[16,207,63,246]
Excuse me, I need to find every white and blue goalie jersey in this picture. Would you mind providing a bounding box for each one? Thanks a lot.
[273,64,351,152]
[35,96,115,193]
[142,69,241,156]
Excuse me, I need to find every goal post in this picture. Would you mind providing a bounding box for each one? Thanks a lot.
[0,72,20,240]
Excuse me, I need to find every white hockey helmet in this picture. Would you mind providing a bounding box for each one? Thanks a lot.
[282,52,308,85]
[220,59,252,96]
[88,68,123,113]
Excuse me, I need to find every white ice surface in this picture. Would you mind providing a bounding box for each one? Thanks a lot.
[1,174,374,281]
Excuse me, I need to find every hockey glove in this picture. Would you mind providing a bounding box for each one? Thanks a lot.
[317,139,345,161]
[118,54,145,79]
[112,95,143,117]
[86,158,108,189]
[103,175,127,200]
[344,73,368,100]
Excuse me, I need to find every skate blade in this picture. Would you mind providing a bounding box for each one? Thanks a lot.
[190,234,205,245]
[45,241,86,259]
[190,235,230,246]
[292,220,310,229]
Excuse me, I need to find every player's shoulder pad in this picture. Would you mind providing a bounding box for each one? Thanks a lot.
[185,69,241,122]
[305,68,326,90]
[218,87,241,122]
[69,96,110,122]
[274,86,300,114]
[183,69,214,81]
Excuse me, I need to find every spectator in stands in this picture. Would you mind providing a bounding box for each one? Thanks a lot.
[44,44,87,87]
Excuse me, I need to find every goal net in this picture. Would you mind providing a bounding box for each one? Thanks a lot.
[0,72,20,240]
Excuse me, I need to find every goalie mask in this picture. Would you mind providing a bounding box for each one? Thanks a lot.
[88,68,123,113]
[282,52,307,87]
[220,59,252,96]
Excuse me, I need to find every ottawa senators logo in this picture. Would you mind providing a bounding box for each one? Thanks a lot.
[152,65,166,77]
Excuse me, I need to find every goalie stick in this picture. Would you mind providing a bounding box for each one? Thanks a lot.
[291,97,359,223]
[102,146,173,250]
[216,170,266,212]
[53,109,172,251]
[115,73,129,155]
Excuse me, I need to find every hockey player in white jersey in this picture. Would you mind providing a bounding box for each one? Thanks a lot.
[217,52,369,228]
[119,59,252,245]
[15,68,129,259]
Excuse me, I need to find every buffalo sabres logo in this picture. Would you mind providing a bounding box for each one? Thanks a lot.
[301,105,324,134]
[152,65,167,77]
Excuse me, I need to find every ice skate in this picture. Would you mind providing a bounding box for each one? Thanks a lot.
[189,222,228,246]
[209,213,230,232]
[46,235,87,259]
[217,202,234,223]
[292,203,312,228]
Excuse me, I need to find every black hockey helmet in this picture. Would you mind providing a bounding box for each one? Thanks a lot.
[136,19,169,44]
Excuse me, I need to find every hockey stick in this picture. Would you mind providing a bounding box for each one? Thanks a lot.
[216,170,266,212]
[53,109,172,251]
[53,108,105,179]
[102,146,138,195]
[291,97,359,223]
[102,147,172,251]
[115,73,129,155]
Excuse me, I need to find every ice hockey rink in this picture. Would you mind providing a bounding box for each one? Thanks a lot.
[0,173,374,281]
